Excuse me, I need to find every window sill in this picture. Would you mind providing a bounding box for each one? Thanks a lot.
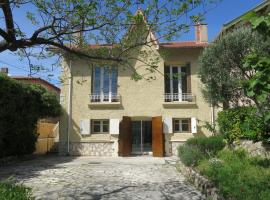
[163,101,197,108]
[88,101,121,108]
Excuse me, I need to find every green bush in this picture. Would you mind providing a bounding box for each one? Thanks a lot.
[0,182,33,200]
[178,135,225,166]
[186,135,225,156]
[198,149,270,200]
[178,145,205,166]
[0,74,61,158]
[217,106,265,143]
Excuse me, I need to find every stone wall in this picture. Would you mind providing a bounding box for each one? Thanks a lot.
[59,141,117,156]
[179,163,224,200]
[235,140,270,158]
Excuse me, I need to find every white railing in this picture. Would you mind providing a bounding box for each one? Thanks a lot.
[90,93,121,103]
[164,93,196,102]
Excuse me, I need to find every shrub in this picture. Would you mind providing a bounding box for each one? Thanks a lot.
[0,74,61,158]
[217,106,265,143]
[178,145,205,166]
[0,182,33,200]
[186,135,225,156]
[198,149,270,200]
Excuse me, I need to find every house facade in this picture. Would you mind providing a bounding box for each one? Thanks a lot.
[59,24,214,157]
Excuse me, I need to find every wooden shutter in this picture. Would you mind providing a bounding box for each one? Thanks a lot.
[163,117,172,134]
[110,119,120,135]
[152,116,164,157]
[191,117,197,134]
[186,63,191,94]
[80,119,91,135]
[118,116,132,156]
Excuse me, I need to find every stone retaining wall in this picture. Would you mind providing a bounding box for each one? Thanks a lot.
[179,163,224,200]
[59,141,118,156]
[235,140,270,159]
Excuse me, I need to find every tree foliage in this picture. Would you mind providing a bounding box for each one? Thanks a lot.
[0,0,219,77]
[0,74,61,158]
[198,26,269,108]
[199,12,270,139]
[242,13,270,134]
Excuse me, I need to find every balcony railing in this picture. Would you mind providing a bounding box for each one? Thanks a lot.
[164,93,196,102]
[90,93,121,103]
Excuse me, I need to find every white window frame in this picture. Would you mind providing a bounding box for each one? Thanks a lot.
[92,66,117,102]
[92,119,109,134]
[173,118,190,133]
[168,65,182,101]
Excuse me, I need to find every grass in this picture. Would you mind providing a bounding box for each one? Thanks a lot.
[0,181,34,200]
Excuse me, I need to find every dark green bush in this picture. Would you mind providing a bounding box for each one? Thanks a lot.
[178,145,205,166]
[0,74,61,158]
[186,135,225,156]
[198,149,270,200]
[0,182,33,200]
[217,106,265,143]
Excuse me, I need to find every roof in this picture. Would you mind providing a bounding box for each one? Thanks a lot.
[12,76,60,93]
[222,0,270,32]
[86,41,208,49]
[159,41,208,48]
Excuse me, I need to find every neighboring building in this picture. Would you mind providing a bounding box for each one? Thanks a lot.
[219,0,269,35]
[12,76,60,99]
[59,12,214,157]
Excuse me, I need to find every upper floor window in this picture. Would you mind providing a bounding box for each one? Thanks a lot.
[164,65,192,102]
[91,66,118,102]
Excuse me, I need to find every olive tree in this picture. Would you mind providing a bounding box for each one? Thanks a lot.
[198,26,269,108]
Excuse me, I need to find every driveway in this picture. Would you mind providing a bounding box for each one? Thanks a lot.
[0,156,205,200]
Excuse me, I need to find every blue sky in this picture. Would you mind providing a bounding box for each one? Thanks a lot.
[0,0,265,87]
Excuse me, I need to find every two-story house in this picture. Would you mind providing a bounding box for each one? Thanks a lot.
[59,16,213,157]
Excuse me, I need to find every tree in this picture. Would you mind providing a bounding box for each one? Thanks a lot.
[198,26,269,108]
[0,0,218,78]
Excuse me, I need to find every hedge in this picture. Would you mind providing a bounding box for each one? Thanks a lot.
[0,74,61,158]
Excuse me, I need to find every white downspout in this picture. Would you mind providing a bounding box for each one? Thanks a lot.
[67,58,73,154]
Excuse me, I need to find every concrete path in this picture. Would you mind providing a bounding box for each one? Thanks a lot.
[0,156,205,200]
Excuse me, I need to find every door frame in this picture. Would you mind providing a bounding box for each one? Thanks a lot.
[131,120,152,155]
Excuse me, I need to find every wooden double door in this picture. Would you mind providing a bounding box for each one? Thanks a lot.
[118,116,164,157]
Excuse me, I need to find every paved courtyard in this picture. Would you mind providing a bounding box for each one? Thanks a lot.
[0,156,205,200]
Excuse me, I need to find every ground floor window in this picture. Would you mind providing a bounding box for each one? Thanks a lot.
[92,120,109,134]
[173,118,190,133]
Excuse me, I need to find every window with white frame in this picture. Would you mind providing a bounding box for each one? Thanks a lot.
[91,66,118,102]
[173,118,190,133]
[92,120,109,134]
[164,65,189,102]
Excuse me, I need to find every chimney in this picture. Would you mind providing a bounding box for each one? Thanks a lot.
[0,67,8,75]
[195,24,208,43]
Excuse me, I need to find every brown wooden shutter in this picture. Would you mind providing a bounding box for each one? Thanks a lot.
[118,116,132,156]
[152,116,164,157]
[186,63,191,93]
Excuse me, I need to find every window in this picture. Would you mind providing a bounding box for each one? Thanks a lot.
[92,66,118,102]
[173,118,190,133]
[164,65,189,102]
[92,120,109,134]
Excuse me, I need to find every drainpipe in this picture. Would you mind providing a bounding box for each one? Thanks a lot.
[210,103,216,135]
[67,58,73,155]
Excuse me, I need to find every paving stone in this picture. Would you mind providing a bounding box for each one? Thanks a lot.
[0,156,205,199]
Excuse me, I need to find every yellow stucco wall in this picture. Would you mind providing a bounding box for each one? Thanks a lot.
[59,45,213,155]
